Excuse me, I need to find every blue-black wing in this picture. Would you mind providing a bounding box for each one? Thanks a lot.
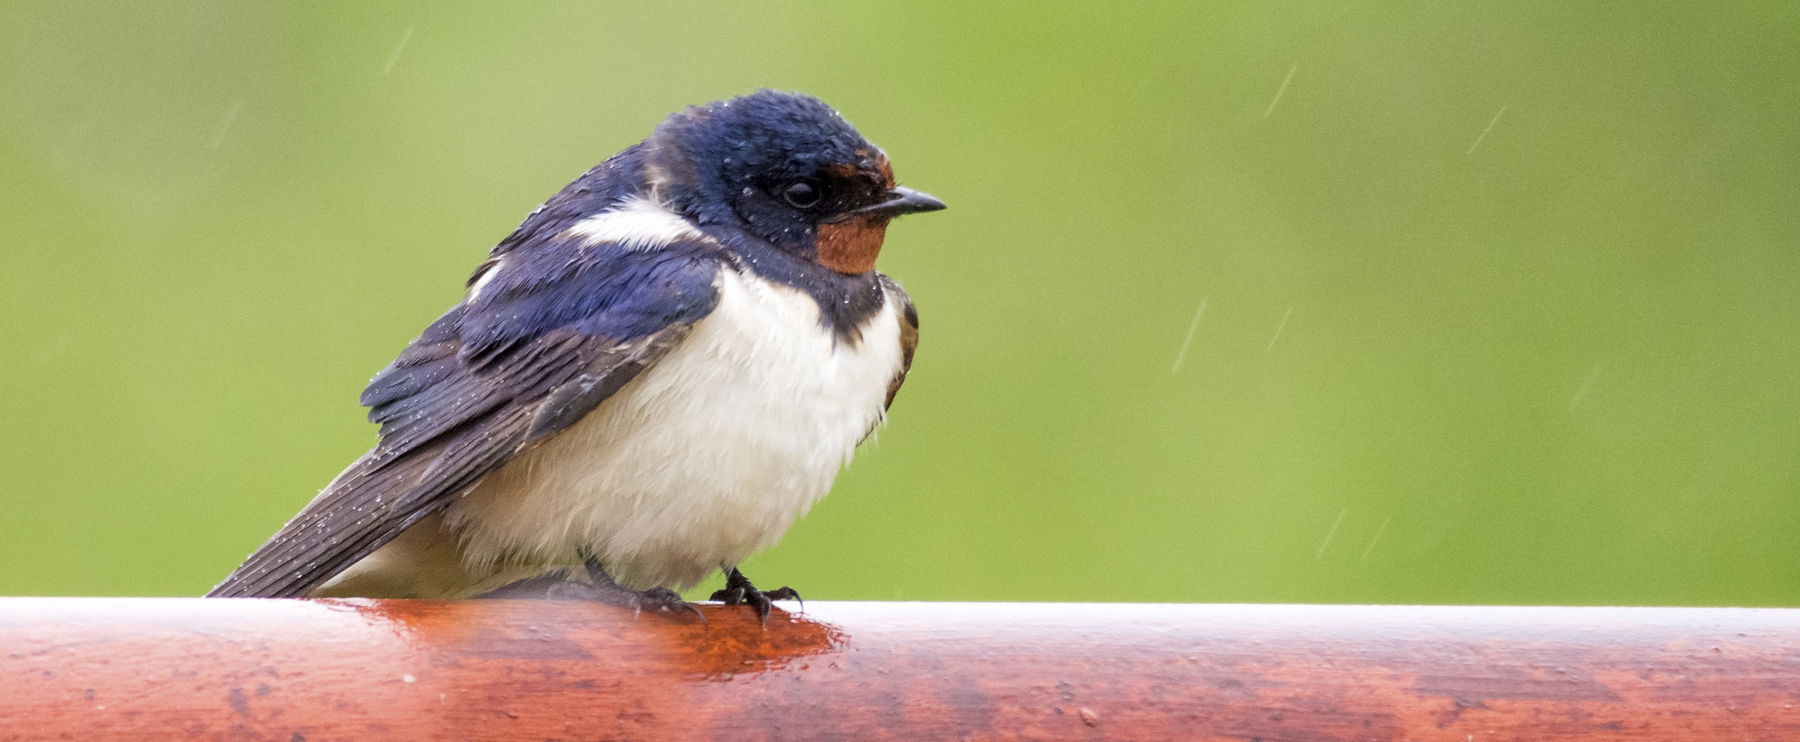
[209,242,722,598]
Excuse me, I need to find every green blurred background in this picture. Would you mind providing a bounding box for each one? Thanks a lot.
[3,2,1797,605]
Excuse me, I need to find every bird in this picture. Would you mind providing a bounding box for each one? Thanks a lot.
[207,90,944,620]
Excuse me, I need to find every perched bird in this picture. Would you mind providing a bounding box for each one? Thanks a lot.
[208,90,943,618]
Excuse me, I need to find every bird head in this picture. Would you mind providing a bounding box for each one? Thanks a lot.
[645,90,945,274]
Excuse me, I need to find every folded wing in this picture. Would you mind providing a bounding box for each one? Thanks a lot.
[209,242,723,598]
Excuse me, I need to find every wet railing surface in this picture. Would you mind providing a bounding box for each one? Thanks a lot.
[3,599,1798,740]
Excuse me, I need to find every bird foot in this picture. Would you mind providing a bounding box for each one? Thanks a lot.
[626,586,708,623]
[476,568,705,623]
[710,567,802,624]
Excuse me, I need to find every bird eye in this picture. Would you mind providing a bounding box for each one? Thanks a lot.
[781,180,821,209]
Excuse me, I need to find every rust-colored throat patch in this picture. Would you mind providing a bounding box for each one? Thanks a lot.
[816,217,890,275]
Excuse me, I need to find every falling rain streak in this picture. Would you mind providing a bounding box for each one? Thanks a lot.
[208,99,244,150]
[382,27,414,75]
[1567,365,1603,410]
[1264,64,1297,118]
[1170,298,1208,375]
[1315,507,1348,559]
[1466,106,1508,154]
[1266,305,1294,351]
[1360,517,1391,560]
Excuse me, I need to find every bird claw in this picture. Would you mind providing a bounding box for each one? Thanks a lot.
[710,568,802,625]
[477,568,705,624]
[474,570,597,600]
[630,587,707,625]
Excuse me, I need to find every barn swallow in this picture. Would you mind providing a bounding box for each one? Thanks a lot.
[208,90,943,620]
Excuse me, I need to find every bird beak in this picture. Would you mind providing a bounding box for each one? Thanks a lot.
[833,187,947,222]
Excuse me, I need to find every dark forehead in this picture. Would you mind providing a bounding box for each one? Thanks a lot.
[667,90,884,172]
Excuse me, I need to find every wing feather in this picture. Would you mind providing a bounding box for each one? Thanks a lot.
[878,274,919,410]
[209,246,721,597]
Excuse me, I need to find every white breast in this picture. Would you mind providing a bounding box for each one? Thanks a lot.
[443,267,905,591]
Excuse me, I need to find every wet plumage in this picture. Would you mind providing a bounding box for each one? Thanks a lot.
[209,91,943,607]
